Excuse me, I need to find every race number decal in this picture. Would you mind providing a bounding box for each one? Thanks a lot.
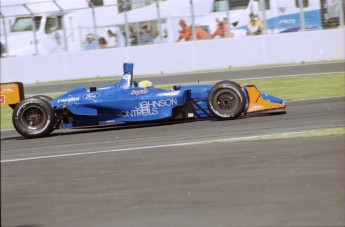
[0,95,5,104]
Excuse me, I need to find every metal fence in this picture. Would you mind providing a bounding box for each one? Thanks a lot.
[0,0,344,57]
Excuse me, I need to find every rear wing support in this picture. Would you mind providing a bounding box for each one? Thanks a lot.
[118,62,134,89]
[0,82,25,109]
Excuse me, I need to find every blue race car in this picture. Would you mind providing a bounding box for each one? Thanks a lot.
[2,63,286,138]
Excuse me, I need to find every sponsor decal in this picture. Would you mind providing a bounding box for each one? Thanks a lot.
[131,89,148,95]
[116,98,177,117]
[0,84,15,90]
[98,86,111,90]
[83,93,100,99]
[279,19,296,25]
[120,74,131,89]
[249,105,264,111]
[57,97,80,103]
[123,74,131,80]
[188,113,194,118]
[0,95,5,104]
[157,91,180,96]
[0,88,14,94]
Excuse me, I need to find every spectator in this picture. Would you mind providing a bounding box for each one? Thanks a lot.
[195,26,210,40]
[163,29,168,40]
[98,37,107,48]
[247,14,264,36]
[116,30,126,47]
[107,30,117,48]
[151,29,168,44]
[177,19,209,41]
[53,31,61,45]
[138,26,153,45]
[151,30,160,44]
[129,27,138,46]
[211,20,228,38]
[177,19,192,42]
[84,33,97,50]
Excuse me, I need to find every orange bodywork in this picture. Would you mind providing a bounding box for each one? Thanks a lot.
[0,82,24,107]
[244,85,286,113]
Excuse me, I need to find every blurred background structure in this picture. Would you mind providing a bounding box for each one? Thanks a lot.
[0,0,344,57]
[0,0,344,84]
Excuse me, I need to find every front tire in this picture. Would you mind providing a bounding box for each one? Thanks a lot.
[12,97,55,138]
[207,81,245,120]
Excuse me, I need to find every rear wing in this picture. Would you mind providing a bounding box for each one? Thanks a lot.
[0,82,25,109]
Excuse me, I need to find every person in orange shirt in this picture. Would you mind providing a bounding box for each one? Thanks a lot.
[196,27,210,40]
[211,21,228,38]
[177,19,192,42]
[177,19,210,41]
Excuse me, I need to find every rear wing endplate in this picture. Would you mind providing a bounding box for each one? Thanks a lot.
[0,82,25,108]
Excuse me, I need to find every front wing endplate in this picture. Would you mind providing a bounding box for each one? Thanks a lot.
[244,85,286,114]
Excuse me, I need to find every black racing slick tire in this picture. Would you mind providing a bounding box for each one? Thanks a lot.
[214,80,242,90]
[207,80,246,120]
[12,97,55,138]
[32,95,52,102]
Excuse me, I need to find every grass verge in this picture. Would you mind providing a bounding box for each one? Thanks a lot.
[237,73,345,101]
[1,73,344,131]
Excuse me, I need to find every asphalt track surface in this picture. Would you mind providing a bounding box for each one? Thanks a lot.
[1,95,345,226]
[24,61,345,95]
[1,63,345,226]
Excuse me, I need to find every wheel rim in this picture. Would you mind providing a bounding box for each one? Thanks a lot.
[21,106,47,130]
[212,89,239,115]
[217,92,235,110]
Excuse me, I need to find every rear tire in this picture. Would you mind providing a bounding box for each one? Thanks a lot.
[12,97,55,138]
[207,81,245,120]
[32,95,52,102]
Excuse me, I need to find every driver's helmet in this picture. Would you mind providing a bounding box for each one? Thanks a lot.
[138,80,153,88]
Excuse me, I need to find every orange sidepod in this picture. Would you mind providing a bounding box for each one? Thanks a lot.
[244,85,285,114]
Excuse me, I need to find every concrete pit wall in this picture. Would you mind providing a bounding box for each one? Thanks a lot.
[1,28,344,84]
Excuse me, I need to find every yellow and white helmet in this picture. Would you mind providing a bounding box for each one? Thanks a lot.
[138,80,153,88]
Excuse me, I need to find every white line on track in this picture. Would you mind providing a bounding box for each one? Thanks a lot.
[0,129,335,163]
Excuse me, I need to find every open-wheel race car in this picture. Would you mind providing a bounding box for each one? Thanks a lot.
[1,63,286,139]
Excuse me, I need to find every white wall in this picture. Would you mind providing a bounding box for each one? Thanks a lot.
[1,28,344,84]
